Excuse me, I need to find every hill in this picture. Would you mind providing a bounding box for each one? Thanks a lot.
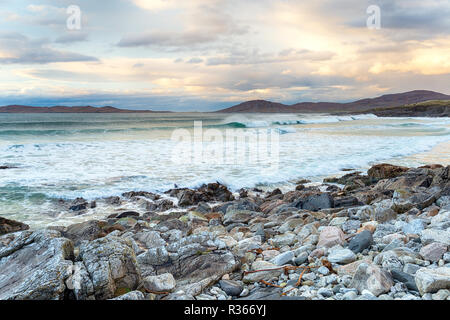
[216,90,450,113]
[0,105,166,113]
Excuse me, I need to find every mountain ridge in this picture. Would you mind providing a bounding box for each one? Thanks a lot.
[216,90,450,113]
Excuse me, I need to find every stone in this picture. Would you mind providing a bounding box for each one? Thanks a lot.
[294,252,309,265]
[421,229,450,246]
[415,267,450,294]
[317,266,330,275]
[110,291,145,300]
[137,247,169,266]
[402,219,426,235]
[219,280,244,296]
[243,261,283,283]
[0,217,29,235]
[237,287,282,300]
[223,209,258,225]
[143,273,176,293]
[390,270,419,291]
[368,164,409,180]
[317,288,333,298]
[420,242,448,262]
[134,231,166,249]
[78,236,142,300]
[350,263,394,296]
[317,227,346,248]
[348,230,373,253]
[432,289,449,300]
[328,248,357,264]
[270,250,294,266]
[0,230,74,300]
[292,192,334,211]
[271,232,296,247]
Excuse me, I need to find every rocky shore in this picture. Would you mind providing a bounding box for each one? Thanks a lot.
[0,163,449,300]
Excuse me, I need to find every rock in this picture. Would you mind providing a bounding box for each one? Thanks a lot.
[116,211,140,219]
[368,163,409,180]
[134,231,166,249]
[63,220,106,245]
[237,287,282,300]
[317,226,346,248]
[78,236,142,300]
[69,198,88,211]
[270,251,294,266]
[143,273,176,293]
[420,242,448,262]
[328,248,357,264]
[110,291,145,300]
[348,230,373,253]
[317,288,333,298]
[421,229,450,246]
[0,217,29,235]
[415,267,450,294]
[137,247,169,266]
[294,252,309,265]
[271,232,296,247]
[402,219,426,235]
[0,230,74,300]
[350,263,394,296]
[219,280,243,296]
[243,261,283,283]
[390,270,419,291]
[223,209,258,225]
[432,289,449,300]
[292,192,334,211]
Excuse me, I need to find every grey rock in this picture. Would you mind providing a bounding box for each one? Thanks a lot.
[328,248,357,264]
[219,280,244,296]
[421,229,450,246]
[390,270,419,291]
[420,242,448,262]
[110,291,145,300]
[348,230,373,253]
[78,236,142,300]
[415,267,450,294]
[350,263,394,296]
[143,273,176,292]
[270,251,294,266]
[137,246,169,266]
[0,230,74,300]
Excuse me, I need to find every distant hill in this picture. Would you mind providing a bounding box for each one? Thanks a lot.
[360,100,450,117]
[216,90,450,113]
[0,105,167,113]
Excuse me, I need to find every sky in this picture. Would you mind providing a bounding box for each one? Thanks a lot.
[0,0,450,111]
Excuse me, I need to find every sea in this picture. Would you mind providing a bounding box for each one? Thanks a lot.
[1,112,449,229]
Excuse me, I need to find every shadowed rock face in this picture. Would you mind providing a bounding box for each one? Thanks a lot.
[0,217,29,236]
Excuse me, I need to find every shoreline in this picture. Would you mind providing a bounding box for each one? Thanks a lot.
[0,162,449,300]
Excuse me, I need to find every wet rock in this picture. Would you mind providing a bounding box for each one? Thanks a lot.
[69,198,88,211]
[348,230,373,253]
[0,230,74,300]
[292,192,334,211]
[0,217,29,235]
[78,236,142,300]
[368,164,409,180]
[317,226,346,248]
[351,263,394,296]
[116,211,140,219]
[104,196,121,205]
[415,267,450,294]
[143,273,176,293]
[420,242,448,262]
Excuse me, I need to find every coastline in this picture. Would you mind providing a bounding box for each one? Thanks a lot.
[1,162,449,300]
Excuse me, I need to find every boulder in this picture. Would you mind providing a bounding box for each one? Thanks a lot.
[0,217,29,235]
[415,267,450,295]
[77,236,142,300]
[292,192,334,211]
[350,262,394,296]
[419,242,448,262]
[63,220,106,245]
[368,164,409,180]
[317,226,346,248]
[348,230,373,253]
[143,273,176,293]
[0,230,74,300]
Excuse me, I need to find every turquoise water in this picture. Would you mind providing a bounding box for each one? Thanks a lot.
[0,112,449,228]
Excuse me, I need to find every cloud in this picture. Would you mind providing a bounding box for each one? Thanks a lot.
[55,32,89,44]
[0,32,98,64]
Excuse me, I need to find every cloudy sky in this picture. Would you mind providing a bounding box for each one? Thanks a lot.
[0,0,449,111]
